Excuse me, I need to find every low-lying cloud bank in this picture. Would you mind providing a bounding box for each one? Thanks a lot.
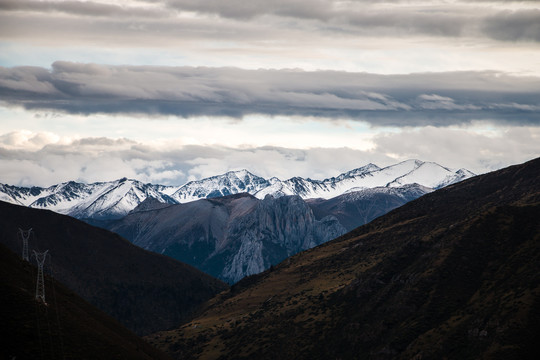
[1,127,538,187]
[1,62,539,126]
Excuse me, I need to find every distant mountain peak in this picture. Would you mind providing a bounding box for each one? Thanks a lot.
[226,169,251,176]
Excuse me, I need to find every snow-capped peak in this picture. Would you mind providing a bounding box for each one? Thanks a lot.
[170,169,270,203]
[0,160,475,219]
[332,163,381,182]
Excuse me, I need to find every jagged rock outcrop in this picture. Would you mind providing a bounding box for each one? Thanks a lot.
[220,195,345,282]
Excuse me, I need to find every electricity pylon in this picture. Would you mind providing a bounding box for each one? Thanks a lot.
[33,250,49,304]
[19,228,32,261]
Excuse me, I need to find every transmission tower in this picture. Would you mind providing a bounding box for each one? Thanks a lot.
[19,228,32,261]
[33,250,49,304]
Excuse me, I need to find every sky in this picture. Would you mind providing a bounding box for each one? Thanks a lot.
[0,0,539,187]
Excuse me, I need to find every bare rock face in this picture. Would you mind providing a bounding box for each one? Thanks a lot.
[220,195,346,283]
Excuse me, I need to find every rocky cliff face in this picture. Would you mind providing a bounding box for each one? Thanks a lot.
[220,195,345,282]
[108,193,346,283]
[106,185,430,284]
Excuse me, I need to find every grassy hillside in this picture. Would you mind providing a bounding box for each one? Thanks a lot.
[147,157,540,359]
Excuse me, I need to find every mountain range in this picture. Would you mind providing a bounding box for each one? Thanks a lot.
[105,193,345,284]
[104,184,432,283]
[147,157,540,360]
[0,160,474,220]
[0,159,470,284]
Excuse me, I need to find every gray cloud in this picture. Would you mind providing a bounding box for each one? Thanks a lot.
[0,0,168,18]
[373,126,540,173]
[0,131,381,186]
[143,1,540,42]
[1,0,539,44]
[165,0,331,21]
[482,9,540,42]
[1,62,539,126]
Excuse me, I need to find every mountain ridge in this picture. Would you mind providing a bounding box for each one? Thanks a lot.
[105,192,347,283]
[102,183,433,284]
[0,159,475,220]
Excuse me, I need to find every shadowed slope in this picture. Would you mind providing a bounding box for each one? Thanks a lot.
[0,201,228,335]
[147,157,540,359]
[307,184,430,231]
[0,243,172,360]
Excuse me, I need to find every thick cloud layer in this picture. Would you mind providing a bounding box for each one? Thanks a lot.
[2,1,539,76]
[2,1,539,42]
[1,62,539,126]
[1,1,539,187]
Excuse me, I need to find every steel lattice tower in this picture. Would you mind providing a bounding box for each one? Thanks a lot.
[19,228,32,261]
[33,250,49,304]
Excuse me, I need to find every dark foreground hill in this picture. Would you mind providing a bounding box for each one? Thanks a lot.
[0,243,171,360]
[0,201,228,335]
[147,157,540,359]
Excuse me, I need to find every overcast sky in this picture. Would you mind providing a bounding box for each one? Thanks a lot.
[1,0,539,187]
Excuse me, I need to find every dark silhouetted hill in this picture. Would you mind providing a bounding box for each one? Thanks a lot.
[0,201,228,335]
[0,243,172,360]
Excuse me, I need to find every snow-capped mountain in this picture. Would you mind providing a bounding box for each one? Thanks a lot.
[253,160,474,199]
[0,178,177,220]
[306,183,433,231]
[0,160,474,219]
[169,169,271,203]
